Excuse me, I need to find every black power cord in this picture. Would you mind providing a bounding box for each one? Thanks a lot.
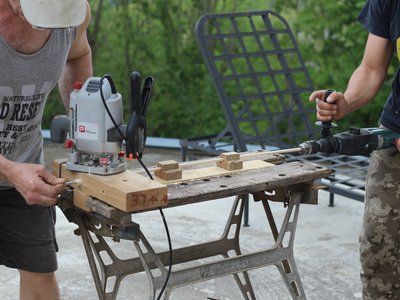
[99,74,173,299]
[99,75,151,177]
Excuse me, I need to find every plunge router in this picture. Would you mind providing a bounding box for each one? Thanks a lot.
[51,72,153,175]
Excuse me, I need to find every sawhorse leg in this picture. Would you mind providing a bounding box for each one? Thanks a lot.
[75,192,306,299]
[258,191,307,299]
[76,213,142,300]
[133,194,256,299]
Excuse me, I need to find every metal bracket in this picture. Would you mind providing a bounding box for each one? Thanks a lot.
[58,191,140,242]
[82,213,139,242]
[253,187,290,206]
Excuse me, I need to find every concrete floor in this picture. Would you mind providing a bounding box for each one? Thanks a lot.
[0,141,364,300]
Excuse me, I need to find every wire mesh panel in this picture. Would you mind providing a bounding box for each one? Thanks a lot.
[180,10,370,203]
[195,10,318,151]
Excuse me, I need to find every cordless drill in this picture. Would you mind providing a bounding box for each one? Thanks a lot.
[298,89,399,156]
[299,127,400,156]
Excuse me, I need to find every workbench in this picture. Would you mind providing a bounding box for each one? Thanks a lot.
[56,151,330,300]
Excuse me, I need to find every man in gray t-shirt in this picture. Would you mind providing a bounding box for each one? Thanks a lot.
[0,0,92,299]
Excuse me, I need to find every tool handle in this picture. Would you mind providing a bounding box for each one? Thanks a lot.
[141,76,154,116]
[130,71,142,115]
[321,89,336,138]
[126,71,143,159]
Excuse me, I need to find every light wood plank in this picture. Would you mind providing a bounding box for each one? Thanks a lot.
[153,159,274,184]
[54,161,168,212]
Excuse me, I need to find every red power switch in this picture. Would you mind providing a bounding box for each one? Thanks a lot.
[99,157,110,165]
[64,139,75,149]
[74,81,83,90]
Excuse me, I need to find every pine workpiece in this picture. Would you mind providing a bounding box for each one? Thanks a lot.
[152,159,274,184]
[138,151,330,206]
[52,159,168,212]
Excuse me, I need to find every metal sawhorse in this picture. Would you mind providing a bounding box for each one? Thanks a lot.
[58,153,329,299]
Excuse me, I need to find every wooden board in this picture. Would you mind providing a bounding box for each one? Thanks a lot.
[164,161,331,207]
[53,159,168,212]
[52,150,328,212]
[153,159,274,184]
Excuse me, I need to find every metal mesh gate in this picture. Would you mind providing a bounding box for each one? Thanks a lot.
[180,10,369,203]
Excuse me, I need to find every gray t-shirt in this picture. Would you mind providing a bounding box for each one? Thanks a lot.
[0,28,76,187]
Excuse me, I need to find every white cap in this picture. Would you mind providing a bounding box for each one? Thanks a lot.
[20,0,86,28]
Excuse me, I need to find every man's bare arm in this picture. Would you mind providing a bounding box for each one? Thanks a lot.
[58,2,93,111]
[310,33,393,121]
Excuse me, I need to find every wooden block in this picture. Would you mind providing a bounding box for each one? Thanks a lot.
[73,189,93,212]
[53,160,168,212]
[157,160,180,171]
[52,158,67,177]
[154,160,182,181]
[154,168,182,181]
[217,159,243,171]
[220,152,240,161]
[217,152,243,171]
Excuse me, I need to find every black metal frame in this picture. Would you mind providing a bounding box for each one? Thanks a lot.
[180,10,369,205]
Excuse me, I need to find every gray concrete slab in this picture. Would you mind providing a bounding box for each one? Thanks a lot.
[0,141,363,299]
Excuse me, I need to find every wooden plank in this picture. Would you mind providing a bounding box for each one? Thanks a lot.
[153,159,274,184]
[137,151,285,175]
[163,161,331,208]
[53,160,168,212]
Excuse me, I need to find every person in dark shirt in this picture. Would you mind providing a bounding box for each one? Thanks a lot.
[310,0,400,298]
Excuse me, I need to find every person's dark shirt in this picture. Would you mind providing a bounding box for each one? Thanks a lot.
[358,0,400,132]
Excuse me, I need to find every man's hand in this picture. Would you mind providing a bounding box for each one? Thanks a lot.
[309,90,350,121]
[6,161,65,206]
[309,34,392,125]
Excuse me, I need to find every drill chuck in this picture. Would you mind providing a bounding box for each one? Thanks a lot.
[299,135,339,155]
[299,141,318,155]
